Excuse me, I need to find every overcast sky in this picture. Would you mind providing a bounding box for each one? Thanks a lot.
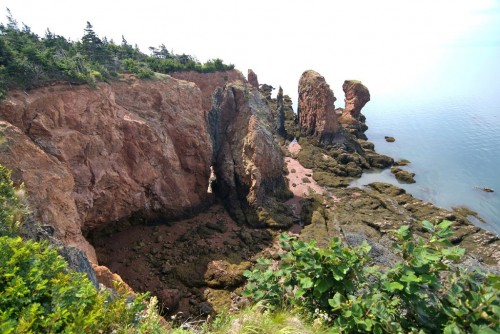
[2,0,500,103]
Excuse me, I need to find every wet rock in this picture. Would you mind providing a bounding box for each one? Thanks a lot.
[385,136,396,142]
[366,152,394,168]
[369,182,406,197]
[360,141,375,151]
[391,167,416,183]
[394,159,411,166]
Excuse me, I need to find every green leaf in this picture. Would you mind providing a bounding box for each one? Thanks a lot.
[315,277,333,294]
[422,220,434,232]
[299,277,313,289]
[384,281,404,292]
[328,292,344,309]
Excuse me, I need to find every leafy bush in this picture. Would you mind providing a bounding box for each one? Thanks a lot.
[243,222,500,333]
[0,165,25,236]
[0,236,151,333]
[0,164,168,333]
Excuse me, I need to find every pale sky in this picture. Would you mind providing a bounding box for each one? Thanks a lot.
[2,0,500,103]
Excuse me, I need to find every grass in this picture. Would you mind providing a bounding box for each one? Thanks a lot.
[167,303,319,334]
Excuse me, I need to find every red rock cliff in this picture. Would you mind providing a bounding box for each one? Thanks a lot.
[0,76,212,261]
[171,70,245,112]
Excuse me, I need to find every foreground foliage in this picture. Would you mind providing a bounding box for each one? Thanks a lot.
[0,164,167,333]
[243,222,500,333]
[0,10,234,99]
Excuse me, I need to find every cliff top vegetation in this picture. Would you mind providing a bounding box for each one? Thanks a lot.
[0,9,234,99]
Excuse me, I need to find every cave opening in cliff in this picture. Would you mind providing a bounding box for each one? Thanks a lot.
[86,201,278,320]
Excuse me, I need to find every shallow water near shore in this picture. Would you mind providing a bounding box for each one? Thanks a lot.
[351,45,500,235]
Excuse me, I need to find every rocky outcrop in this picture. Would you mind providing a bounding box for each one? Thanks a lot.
[0,76,213,261]
[210,81,288,225]
[0,120,95,259]
[338,80,370,125]
[247,69,259,89]
[276,86,286,136]
[172,71,289,226]
[171,69,245,112]
[298,70,340,145]
[0,69,290,261]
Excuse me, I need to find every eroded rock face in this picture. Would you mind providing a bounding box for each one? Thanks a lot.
[0,76,213,260]
[171,70,246,112]
[247,69,259,88]
[210,81,288,225]
[0,120,96,260]
[298,70,340,145]
[339,80,370,125]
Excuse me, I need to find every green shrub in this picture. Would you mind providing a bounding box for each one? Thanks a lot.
[242,221,500,333]
[0,165,25,236]
[0,235,152,333]
[0,164,167,333]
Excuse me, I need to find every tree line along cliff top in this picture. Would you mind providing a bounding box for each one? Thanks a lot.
[0,10,234,99]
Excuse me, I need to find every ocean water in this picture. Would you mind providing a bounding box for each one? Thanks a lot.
[350,45,500,235]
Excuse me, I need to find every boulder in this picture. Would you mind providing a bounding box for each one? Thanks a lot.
[298,70,339,145]
[391,167,416,183]
[204,260,251,288]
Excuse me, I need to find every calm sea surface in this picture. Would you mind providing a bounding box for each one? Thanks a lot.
[350,45,500,235]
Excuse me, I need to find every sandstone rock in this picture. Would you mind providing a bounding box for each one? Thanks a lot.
[298,70,339,145]
[0,76,213,260]
[210,81,288,225]
[171,69,246,112]
[339,80,371,125]
[0,120,96,261]
[92,263,134,293]
[247,69,259,88]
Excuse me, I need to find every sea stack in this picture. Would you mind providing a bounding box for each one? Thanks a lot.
[297,70,339,145]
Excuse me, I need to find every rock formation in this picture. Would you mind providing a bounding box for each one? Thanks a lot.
[297,70,340,145]
[171,69,245,112]
[209,81,288,225]
[276,86,286,136]
[0,69,290,261]
[172,71,289,226]
[338,80,370,125]
[247,69,259,89]
[0,76,213,261]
